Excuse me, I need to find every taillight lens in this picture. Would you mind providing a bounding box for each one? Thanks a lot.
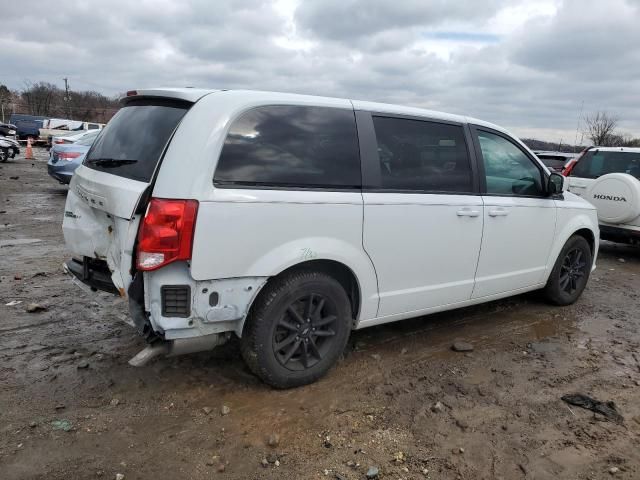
[58,151,81,161]
[561,159,576,176]
[562,149,590,176]
[136,198,199,271]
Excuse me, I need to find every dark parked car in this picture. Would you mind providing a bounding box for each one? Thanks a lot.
[533,151,578,173]
[47,130,100,184]
[9,114,45,140]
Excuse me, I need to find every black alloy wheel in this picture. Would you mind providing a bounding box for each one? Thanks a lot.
[241,270,352,388]
[543,235,592,306]
[273,293,338,371]
[559,248,588,294]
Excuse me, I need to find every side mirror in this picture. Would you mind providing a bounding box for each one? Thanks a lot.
[548,172,564,196]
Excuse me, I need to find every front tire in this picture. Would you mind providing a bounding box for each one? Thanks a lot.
[240,270,352,388]
[0,148,8,162]
[543,235,592,305]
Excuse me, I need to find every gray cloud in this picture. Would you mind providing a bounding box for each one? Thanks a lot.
[2,0,639,141]
[295,0,508,41]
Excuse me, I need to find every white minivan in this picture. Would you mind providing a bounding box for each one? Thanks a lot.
[62,89,599,388]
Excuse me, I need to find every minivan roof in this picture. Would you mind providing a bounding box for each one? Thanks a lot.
[121,88,509,135]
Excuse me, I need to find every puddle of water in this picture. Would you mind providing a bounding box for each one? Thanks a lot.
[350,299,578,362]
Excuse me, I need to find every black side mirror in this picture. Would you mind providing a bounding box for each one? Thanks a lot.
[548,172,564,196]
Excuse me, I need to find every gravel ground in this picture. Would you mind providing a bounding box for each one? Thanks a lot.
[1,148,640,480]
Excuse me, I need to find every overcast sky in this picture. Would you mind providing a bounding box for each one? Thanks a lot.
[3,0,640,142]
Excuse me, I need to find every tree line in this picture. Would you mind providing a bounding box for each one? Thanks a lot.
[0,81,120,124]
[1,83,638,149]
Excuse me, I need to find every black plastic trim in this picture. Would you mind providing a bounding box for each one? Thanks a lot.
[600,225,640,243]
[66,257,119,295]
[213,181,361,192]
[161,285,191,318]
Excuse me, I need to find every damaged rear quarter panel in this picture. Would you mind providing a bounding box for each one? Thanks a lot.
[143,262,267,339]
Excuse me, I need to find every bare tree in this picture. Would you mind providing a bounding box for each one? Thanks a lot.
[0,85,11,123]
[583,111,619,146]
[21,81,61,116]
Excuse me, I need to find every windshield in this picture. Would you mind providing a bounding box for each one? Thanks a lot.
[84,99,190,182]
[571,150,640,179]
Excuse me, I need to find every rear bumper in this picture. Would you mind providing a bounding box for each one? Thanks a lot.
[64,257,119,295]
[600,225,640,244]
[47,164,74,184]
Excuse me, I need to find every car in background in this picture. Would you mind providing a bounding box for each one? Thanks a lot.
[533,151,577,173]
[9,114,45,140]
[51,129,100,147]
[564,146,640,244]
[0,123,20,162]
[0,122,17,139]
[40,119,104,147]
[47,130,100,184]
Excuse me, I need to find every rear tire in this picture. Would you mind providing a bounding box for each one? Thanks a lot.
[543,235,592,306]
[0,148,8,162]
[240,270,352,388]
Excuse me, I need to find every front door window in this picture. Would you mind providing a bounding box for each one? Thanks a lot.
[478,131,544,196]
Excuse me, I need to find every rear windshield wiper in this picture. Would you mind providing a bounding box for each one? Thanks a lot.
[86,158,138,168]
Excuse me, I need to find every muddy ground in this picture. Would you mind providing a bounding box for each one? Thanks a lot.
[1,148,639,480]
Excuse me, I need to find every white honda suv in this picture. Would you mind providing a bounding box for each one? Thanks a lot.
[564,146,640,244]
[62,89,599,388]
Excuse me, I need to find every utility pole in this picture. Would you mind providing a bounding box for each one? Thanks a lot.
[573,100,584,153]
[63,77,71,119]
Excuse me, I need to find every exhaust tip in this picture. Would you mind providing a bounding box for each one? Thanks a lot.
[128,343,170,367]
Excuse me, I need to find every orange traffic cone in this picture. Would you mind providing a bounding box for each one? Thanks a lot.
[25,138,34,160]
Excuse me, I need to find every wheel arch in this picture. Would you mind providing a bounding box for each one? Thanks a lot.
[545,212,599,283]
[240,259,363,337]
[573,227,596,256]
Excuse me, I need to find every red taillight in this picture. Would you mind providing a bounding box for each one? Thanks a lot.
[561,159,577,176]
[58,151,81,161]
[126,90,138,97]
[562,148,591,176]
[136,198,199,271]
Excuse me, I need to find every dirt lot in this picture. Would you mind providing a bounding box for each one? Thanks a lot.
[1,148,640,480]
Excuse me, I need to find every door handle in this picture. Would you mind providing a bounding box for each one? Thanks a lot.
[488,208,509,217]
[456,208,480,217]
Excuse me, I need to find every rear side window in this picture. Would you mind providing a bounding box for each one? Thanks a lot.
[84,99,190,183]
[215,105,360,188]
[371,116,473,193]
[571,150,640,179]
